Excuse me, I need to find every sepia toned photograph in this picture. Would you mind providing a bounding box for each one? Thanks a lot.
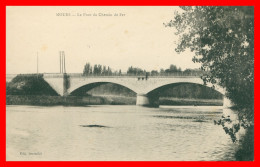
[6,6,254,161]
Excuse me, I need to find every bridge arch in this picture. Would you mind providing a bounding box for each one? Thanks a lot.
[137,81,225,107]
[68,81,138,96]
[146,82,225,96]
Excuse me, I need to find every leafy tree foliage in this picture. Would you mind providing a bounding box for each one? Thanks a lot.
[127,66,146,75]
[165,6,254,121]
[6,74,58,96]
[83,62,201,76]
[83,62,114,76]
[127,64,184,76]
[83,63,92,75]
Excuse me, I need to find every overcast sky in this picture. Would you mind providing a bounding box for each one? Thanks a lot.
[6,6,200,74]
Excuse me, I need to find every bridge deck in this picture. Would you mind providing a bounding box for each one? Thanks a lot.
[7,72,206,78]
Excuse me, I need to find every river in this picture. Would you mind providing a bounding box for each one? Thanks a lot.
[6,105,241,161]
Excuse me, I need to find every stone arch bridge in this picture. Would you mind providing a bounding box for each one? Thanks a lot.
[39,73,231,108]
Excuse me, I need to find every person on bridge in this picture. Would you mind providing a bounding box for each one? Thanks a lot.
[145,72,149,80]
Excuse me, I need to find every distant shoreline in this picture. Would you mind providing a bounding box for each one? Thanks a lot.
[6,95,223,106]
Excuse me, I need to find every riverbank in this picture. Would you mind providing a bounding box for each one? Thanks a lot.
[6,95,134,106]
[160,97,223,106]
[6,95,223,106]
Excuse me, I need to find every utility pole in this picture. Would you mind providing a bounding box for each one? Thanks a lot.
[59,51,66,74]
[61,51,63,73]
[60,51,61,73]
[63,51,66,73]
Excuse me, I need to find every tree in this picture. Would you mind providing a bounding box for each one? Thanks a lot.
[97,64,102,75]
[169,64,178,72]
[102,66,107,75]
[107,66,112,75]
[166,6,254,119]
[93,64,98,75]
[166,6,254,159]
[127,66,146,75]
[160,68,165,75]
[151,70,159,76]
[83,62,122,76]
[89,66,93,75]
[83,63,92,76]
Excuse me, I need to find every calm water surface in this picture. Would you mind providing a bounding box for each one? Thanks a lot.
[6,105,240,161]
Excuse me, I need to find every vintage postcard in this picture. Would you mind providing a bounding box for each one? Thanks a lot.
[6,6,254,161]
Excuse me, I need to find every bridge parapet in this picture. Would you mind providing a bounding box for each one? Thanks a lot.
[42,73,64,78]
[68,71,208,78]
[7,72,209,79]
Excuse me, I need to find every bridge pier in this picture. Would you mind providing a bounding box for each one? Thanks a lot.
[136,94,150,106]
[136,94,159,107]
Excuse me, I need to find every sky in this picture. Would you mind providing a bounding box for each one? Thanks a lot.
[6,6,200,74]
